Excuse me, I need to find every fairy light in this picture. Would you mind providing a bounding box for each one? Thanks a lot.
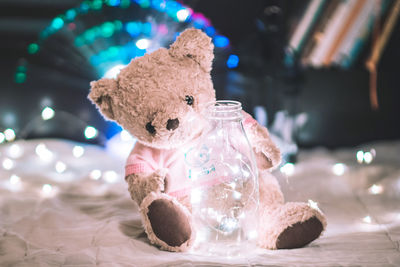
[308,199,320,211]
[248,230,258,240]
[0,132,5,144]
[332,163,346,176]
[228,182,236,189]
[368,184,383,195]
[120,130,134,141]
[230,165,239,174]
[356,150,364,163]
[356,149,376,164]
[35,143,53,161]
[363,215,372,224]
[280,162,295,176]
[55,161,67,173]
[90,169,102,180]
[103,170,118,183]
[41,184,54,197]
[191,188,202,204]
[103,64,126,79]
[9,174,21,185]
[176,9,190,22]
[4,128,16,142]
[84,126,98,139]
[2,158,15,170]
[363,152,373,164]
[72,145,85,158]
[136,38,151,50]
[17,0,230,84]
[226,54,239,68]
[41,107,55,120]
[8,174,22,191]
[233,190,242,200]
[220,217,238,233]
[8,144,23,158]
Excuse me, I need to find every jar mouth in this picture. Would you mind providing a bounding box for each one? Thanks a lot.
[204,100,243,120]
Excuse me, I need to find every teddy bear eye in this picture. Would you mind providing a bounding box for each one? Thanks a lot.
[185,95,194,106]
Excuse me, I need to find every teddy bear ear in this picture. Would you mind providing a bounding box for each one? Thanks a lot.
[88,78,118,121]
[169,28,214,72]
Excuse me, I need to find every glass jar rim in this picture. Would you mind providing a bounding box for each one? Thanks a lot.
[204,100,242,120]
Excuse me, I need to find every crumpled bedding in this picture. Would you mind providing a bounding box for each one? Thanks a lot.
[0,139,399,266]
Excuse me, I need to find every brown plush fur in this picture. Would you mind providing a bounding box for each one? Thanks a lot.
[89,28,326,252]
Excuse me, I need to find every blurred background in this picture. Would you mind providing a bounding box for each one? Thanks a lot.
[0,0,399,158]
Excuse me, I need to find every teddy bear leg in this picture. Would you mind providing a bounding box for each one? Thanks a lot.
[258,202,326,249]
[140,192,195,252]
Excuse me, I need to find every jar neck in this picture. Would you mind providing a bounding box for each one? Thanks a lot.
[204,100,243,121]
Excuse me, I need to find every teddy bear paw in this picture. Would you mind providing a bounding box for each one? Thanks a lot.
[276,216,323,249]
[140,193,194,252]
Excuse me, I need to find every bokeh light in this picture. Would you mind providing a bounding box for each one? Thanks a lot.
[226,54,239,68]
[4,129,16,142]
[136,38,151,50]
[332,163,346,176]
[84,126,98,139]
[41,107,55,121]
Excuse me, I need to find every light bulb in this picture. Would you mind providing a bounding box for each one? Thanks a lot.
[332,163,346,176]
[8,144,23,158]
[356,150,364,163]
[308,199,320,211]
[55,161,67,173]
[363,152,373,164]
[41,107,55,120]
[136,38,150,50]
[280,162,295,176]
[103,170,118,183]
[248,230,258,240]
[176,9,190,22]
[4,128,16,141]
[9,174,21,185]
[363,215,372,224]
[120,130,133,141]
[72,145,85,158]
[41,184,53,196]
[191,189,202,204]
[233,191,242,200]
[368,184,383,195]
[35,143,53,161]
[0,132,5,143]
[90,169,102,180]
[2,158,14,170]
[84,126,98,139]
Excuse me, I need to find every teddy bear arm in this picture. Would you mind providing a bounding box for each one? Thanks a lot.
[125,169,167,205]
[245,121,281,170]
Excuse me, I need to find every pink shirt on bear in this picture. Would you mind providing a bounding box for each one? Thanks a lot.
[125,142,190,197]
[125,112,258,198]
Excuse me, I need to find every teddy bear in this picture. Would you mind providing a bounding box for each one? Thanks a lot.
[88,28,326,252]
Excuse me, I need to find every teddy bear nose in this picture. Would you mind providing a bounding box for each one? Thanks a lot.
[166,118,179,131]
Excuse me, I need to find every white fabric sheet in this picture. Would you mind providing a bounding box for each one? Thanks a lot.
[0,139,399,266]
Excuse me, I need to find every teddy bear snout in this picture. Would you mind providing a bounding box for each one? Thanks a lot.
[166,118,179,131]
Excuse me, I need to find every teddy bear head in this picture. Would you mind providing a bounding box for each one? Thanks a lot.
[89,28,216,149]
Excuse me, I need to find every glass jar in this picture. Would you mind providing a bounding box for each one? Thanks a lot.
[186,100,259,256]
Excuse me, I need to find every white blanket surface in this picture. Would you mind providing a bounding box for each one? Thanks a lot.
[0,139,399,266]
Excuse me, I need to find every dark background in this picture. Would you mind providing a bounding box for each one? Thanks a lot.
[0,0,399,148]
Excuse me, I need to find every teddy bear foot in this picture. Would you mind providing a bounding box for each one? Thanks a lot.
[276,216,323,249]
[140,193,195,252]
[258,202,326,249]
